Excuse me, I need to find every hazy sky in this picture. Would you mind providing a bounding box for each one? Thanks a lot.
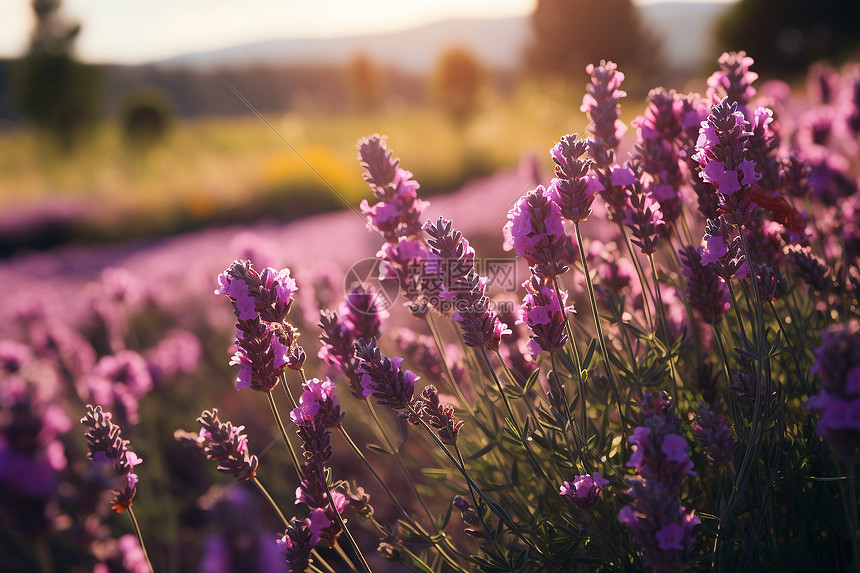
[1,0,734,64]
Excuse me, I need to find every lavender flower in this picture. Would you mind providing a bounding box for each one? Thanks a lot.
[318,310,364,399]
[230,319,290,392]
[504,187,570,278]
[519,275,570,355]
[425,217,511,350]
[701,216,746,281]
[619,392,699,570]
[679,246,729,325]
[216,260,297,324]
[277,518,316,572]
[581,60,627,150]
[706,51,758,116]
[560,472,609,510]
[289,377,344,429]
[618,479,701,571]
[354,338,418,415]
[357,134,428,241]
[622,163,665,255]
[693,97,759,198]
[807,321,860,462]
[633,88,683,143]
[174,408,259,481]
[692,402,736,466]
[547,133,600,223]
[417,385,463,445]
[340,285,385,343]
[81,405,142,513]
[784,245,835,292]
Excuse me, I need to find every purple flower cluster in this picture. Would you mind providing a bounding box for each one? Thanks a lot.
[85,350,153,426]
[174,408,259,481]
[318,285,386,399]
[425,217,511,351]
[619,392,699,571]
[581,60,627,151]
[692,402,736,466]
[81,404,143,513]
[518,275,570,356]
[559,472,609,510]
[354,338,419,414]
[706,51,758,117]
[289,377,344,430]
[277,518,316,572]
[679,245,729,325]
[622,162,665,255]
[693,97,760,200]
[505,187,570,279]
[290,391,348,550]
[548,134,600,224]
[217,260,300,392]
[0,362,71,535]
[354,338,464,444]
[807,321,860,462]
[358,134,428,242]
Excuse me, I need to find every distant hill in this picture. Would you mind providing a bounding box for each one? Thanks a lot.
[158,2,731,74]
[159,17,529,73]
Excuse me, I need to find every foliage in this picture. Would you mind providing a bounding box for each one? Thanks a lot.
[716,0,860,74]
[13,0,101,150]
[119,87,173,149]
[525,0,662,81]
[432,46,486,123]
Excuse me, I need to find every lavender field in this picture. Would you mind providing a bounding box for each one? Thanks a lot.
[3,50,860,573]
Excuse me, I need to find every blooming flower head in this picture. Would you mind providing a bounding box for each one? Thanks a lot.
[354,338,419,415]
[289,377,344,429]
[504,186,570,278]
[230,320,289,392]
[357,134,428,241]
[81,404,141,513]
[175,408,259,481]
[519,275,571,355]
[581,60,627,150]
[706,51,758,116]
[548,133,601,223]
[679,245,729,326]
[560,472,609,510]
[216,260,297,324]
[693,97,759,197]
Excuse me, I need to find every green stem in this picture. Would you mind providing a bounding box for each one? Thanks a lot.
[252,476,288,526]
[411,407,540,555]
[619,223,654,332]
[648,253,680,400]
[365,400,437,528]
[426,312,475,416]
[128,507,154,573]
[266,390,303,479]
[576,221,627,436]
[325,477,372,573]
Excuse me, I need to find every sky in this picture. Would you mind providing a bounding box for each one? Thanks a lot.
[0,0,734,64]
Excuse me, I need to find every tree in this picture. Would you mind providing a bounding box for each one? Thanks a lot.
[716,0,860,75]
[346,52,381,113]
[14,0,101,150]
[431,46,485,123]
[524,0,662,81]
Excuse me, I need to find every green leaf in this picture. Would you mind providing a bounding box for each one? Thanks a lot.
[365,443,392,456]
[582,337,598,371]
[468,442,496,460]
[523,368,540,393]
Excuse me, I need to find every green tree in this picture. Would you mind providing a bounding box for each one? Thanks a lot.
[14,0,101,150]
[432,46,485,123]
[524,0,662,80]
[716,0,860,75]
